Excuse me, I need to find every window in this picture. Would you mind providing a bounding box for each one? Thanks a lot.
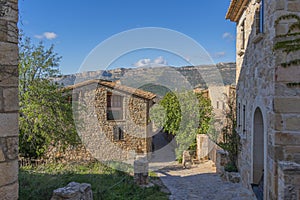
[255,0,264,34]
[241,19,246,50]
[113,126,124,141]
[107,92,123,120]
[66,92,79,103]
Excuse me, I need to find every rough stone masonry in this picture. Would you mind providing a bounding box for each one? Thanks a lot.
[0,0,19,199]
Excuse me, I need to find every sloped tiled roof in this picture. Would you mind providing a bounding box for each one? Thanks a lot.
[226,0,250,22]
[64,79,156,100]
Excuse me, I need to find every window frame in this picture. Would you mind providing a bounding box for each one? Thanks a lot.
[107,92,124,121]
[255,1,264,34]
[113,126,125,141]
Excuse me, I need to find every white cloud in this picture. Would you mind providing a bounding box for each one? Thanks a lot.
[133,58,151,67]
[133,56,168,68]
[214,51,226,58]
[154,56,167,65]
[34,32,57,40]
[222,32,234,40]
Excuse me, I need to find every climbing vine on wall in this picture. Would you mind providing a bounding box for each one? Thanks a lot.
[274,14,300,87]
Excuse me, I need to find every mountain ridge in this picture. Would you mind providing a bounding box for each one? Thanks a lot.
[53,62,236,89]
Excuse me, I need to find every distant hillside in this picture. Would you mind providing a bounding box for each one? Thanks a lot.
[53,62,236,90]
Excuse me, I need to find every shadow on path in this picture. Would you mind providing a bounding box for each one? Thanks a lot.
[155,161,256,200]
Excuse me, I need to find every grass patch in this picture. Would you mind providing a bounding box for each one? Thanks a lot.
[19,161,168,200]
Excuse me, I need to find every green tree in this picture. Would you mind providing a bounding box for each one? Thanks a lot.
[150,91,212,159]
[19,36,79,158]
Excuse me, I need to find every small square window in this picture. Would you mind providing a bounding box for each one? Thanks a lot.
[113,126,124,141]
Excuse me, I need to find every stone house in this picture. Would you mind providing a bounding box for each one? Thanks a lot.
[194,85,236,140]
[226,0,300,199]
[64,79,156,162]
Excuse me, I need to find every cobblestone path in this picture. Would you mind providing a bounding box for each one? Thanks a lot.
[155,161,256,200]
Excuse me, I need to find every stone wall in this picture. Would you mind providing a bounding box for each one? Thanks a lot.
[232,0,300,199]
[43,144,95,164]
[0,0,19,199]
[72,83,153,163]
[278,162,300,200]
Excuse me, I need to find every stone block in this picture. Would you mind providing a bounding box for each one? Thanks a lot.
[275,132,300,145]
[275,146,284,161]
[276,66,300,83]
[6,137,18,160]
[276,23,289,36]
[288,1,300,12]
[286,117,300,131]
[0,91,2,111]
[0,182,18,200]
[0,113,18,137]
[0,65,18,87]
[0,148,5,161]
[197,134,209,161]
[284,146,300,162]
[276,0,285,10]
[278,161,300,200]
[216,150,229,174]
[51,182,93,200]
[0,20,18,43]
[274,114,284,131]
[0,19,7,41]
[0,1,18,22]
[274,98,300,113]
[3,87,18,111]
[0,161,18,187]
[0,42,18,66]
[225,171,241,183]
[134,156,149,185]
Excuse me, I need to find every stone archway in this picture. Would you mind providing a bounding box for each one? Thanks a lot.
[252,107,264,185]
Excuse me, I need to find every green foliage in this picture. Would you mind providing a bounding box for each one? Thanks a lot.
[19,36,79,158]
[217,94,240,170]
[274,38,300,53]
[287,82,300,87]
[19,162,168,200]
[280,59,300,68]
[224,162,238,173]
[150,91,213,159]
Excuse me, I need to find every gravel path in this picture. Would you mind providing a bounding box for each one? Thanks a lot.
[155,160,256,200]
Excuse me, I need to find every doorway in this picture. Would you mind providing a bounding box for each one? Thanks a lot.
[252,107,264,199]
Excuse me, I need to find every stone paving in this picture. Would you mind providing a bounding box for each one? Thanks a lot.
[155,160,256,200]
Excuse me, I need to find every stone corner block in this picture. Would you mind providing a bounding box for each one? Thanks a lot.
[274,98,300,113]
[3,87,18,112]
[0,161,18,187]
[0,182,18,200]
[0,113,18,137]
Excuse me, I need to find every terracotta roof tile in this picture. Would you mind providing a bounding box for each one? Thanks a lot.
[64,79,156,100]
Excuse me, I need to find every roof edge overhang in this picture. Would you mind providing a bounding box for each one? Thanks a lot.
[226,0,250,22]
[63,79,157,100]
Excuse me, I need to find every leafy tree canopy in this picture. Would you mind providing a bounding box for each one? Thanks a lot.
[19,36,79,158]
[150,91,213,159]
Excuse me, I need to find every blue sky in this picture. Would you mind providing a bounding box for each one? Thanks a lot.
[19,0,236,75]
